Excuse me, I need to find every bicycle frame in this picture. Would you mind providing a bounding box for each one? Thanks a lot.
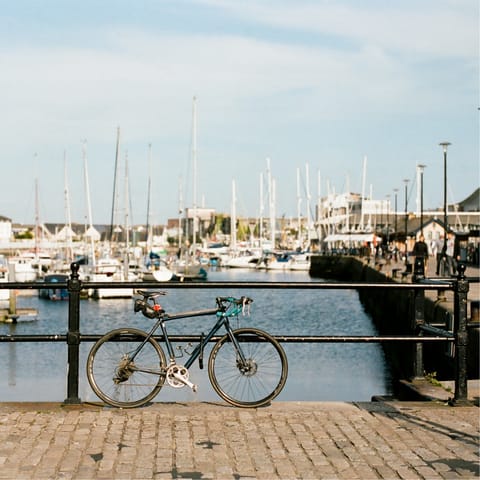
[129,306,248,373]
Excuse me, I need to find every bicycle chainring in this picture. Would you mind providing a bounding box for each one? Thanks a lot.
[166,364,190,388]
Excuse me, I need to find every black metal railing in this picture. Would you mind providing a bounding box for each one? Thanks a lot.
[0,261,471,405]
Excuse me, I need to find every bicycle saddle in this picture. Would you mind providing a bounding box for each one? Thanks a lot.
[136,290,167,299]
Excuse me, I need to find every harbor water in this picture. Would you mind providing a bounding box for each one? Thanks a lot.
[0,268,393,403]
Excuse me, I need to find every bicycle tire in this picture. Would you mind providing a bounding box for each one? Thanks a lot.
[208,327,288,408]
[86,327,167,408]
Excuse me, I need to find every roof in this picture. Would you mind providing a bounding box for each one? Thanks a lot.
[458,188,480,211]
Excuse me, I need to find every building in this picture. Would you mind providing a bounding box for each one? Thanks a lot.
[0,216,12,243]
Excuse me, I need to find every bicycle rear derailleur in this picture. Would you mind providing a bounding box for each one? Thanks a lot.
[166,364,198,392]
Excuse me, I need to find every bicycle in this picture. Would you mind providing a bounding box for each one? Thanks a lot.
[86,290,288,408]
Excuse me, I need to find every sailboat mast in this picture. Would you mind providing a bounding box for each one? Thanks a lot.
[259,172,264,250]
[110,126,121,241]
[360,155,367,230]
[34,175,40,257]
[317,169,322,242]
[146,143,152,253]
[83,140,96,268]
[305,163,311,246]
[231,179,237,251]
[296,168,302,246]
[266,158,275,249]
[192,96,198,250]
[64,150,73,262]
[178,176,184,253]
[124,152,130,279]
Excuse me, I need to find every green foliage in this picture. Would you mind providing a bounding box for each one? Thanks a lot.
[15,230,33,239]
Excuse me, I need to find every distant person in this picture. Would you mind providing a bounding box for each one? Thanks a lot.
[430,239,438,259]
[445,232,457,276]
[436,236,445,275]
[412,234,429,274]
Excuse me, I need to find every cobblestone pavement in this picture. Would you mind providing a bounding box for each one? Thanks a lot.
[0,401,478,480]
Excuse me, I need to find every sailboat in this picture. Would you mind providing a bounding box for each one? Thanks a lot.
[224,179,261,268]
[79,138,137,298]
[167,96,207,281]
[140,144,174,283]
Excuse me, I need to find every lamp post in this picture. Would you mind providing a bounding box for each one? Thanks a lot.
[403,179,409,265]
[385,194,390,245]
[439,142,451,253]
[417,164,426,235]
[393,188,398,239]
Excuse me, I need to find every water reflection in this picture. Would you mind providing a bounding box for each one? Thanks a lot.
[0,269,392,402]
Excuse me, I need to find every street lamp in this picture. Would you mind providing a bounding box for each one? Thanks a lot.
[393,188,398,240]
[403,178,409,264]
[385,194,391,245]
[417,164,426,235]
[439,142,451,253]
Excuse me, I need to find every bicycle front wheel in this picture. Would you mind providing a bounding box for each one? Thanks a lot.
[86,328,167,408]
[208,328,288,407]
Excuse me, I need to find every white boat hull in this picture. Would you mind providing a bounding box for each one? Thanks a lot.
[10,261,37,282]
[226,255,260,269]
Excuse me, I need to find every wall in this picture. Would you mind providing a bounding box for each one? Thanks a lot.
[310,255,478,383]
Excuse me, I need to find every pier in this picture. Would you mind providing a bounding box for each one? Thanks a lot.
[0,289,37,323]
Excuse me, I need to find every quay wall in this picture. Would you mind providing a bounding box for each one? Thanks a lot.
[309,255,479,384]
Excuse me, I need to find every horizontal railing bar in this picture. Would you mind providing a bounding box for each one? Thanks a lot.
[0,280,457,290]
[0,334,454,343]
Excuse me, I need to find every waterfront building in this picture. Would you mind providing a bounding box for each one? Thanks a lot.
[0,216,12,243]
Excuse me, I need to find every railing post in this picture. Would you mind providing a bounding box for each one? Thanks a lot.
[412,272,425,379]
[64,262,82,404]
[453,263,469,404]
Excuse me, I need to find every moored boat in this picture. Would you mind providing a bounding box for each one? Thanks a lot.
[288,252,312,271]
[8,256,38,282]
[38,273,69,300]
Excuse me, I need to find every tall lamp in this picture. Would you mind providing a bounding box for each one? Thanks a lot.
[403,178,409,265]
[439,142,451,253]
[417,164,426,235]
[393,188,398,242]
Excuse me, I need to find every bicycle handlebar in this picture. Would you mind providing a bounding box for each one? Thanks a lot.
[216,296,253,308]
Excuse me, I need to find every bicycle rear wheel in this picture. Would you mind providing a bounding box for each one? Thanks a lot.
[86,328,167,408]
[208,328,288,407]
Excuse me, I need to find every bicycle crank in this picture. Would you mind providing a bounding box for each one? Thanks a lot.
[166,364,198,392]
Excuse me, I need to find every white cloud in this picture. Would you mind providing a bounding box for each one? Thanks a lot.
[195,0,477,58]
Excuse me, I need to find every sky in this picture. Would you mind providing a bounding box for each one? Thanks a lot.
[1,0,478,227]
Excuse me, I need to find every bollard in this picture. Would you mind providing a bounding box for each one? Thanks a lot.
[453,263,469,405]
[64,262,82,404]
